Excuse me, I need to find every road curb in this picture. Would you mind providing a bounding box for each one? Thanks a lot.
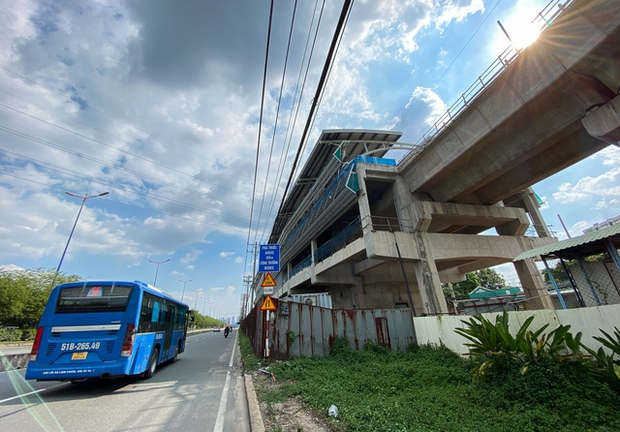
[244,374,265,432]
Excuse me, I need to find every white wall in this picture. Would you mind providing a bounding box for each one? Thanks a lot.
[415,304,620,356]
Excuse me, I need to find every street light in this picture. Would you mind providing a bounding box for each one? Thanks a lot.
[191,289,203,311]
[52,190,109,287]
[201,296,210,315]
[178,279,193,302]
[148,258,170,286]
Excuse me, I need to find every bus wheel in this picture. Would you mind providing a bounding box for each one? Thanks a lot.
[144,348,159,379]
[170,344,179,363]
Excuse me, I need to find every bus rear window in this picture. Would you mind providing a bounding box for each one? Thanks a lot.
[56,285,133,313]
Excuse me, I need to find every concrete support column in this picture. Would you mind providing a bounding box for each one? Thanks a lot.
[413,232,449,315]
[356,165,373,236]
[520,187,552,238]
[310,239,317,265]
[513,258,554,310]
[392,176,416,232]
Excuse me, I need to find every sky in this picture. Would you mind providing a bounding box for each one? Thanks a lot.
[0,0,618,317]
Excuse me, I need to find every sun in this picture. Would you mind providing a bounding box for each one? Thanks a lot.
[506,20,542,51]
[496,3,545,52]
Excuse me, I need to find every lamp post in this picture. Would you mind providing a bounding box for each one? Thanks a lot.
[52,190,109,287]
[178,279,193,302]
[201,297,210,315]
[148,258,170,286]
[191,289,203,311]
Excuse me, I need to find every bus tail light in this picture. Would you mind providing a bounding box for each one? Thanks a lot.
[29,327,44,361]
[121,324,135,357]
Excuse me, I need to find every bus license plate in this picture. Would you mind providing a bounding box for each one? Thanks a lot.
[71,352,87,360]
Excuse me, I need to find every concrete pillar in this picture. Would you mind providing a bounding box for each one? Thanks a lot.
[513,259,554,310]
[310,239,317,265]
[356,165,373,235]
[392,176,416,232]
[413,232,449,315]
[520,187,552,238]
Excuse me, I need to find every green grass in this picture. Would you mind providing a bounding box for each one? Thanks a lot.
[250,338,620,432]
[239,331,266,372]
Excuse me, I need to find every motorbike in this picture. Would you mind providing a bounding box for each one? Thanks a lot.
[224,327,230,338]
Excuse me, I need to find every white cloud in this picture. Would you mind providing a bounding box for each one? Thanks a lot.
[434,0,485,29]
[219,252,234,258]
[181,248,203,265]
[0,264,26,272]
[593,145,620,166]
[553,167,620,204]
[405,87,447,126]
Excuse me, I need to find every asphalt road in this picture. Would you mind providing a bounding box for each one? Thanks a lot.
[0,330,249,432]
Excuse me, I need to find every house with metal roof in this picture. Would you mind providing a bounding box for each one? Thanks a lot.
[514,223,620,309]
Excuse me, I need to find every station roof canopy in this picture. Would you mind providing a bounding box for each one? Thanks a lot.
[269,129,402,244]
[514,223,620,261]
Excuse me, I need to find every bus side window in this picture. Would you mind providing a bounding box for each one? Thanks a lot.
[175,308,184,330]
[152,300,160,325]
[139,294,154,333]
[159,303,167,331]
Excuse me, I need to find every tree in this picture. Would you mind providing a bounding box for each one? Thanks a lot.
[449,273,479,299]
[448,268,507,299]
[477,268,507,290]
[0,268,80,328]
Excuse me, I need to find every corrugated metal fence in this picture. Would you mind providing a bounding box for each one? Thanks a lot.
[241,300,620,360]
[241,299,416,360]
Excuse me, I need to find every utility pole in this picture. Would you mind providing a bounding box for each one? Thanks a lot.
[250,242,259,305]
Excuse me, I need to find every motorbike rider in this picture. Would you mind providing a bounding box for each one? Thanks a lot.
[224,325,230,337]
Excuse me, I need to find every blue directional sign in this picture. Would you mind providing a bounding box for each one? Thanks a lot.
[259,244,280,272]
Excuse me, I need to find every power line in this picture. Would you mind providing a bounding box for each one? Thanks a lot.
[0,101,240,197]
[258,0,326,243]
[274,0,355,228]
[252,0,300,246]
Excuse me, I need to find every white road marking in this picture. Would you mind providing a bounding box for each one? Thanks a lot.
[0,388,47,405]
[213,371,231,432]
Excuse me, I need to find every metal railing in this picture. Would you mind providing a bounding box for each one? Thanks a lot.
[314,218,362,263]
[400,0,574,167]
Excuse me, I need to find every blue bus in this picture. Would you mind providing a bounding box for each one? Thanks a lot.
[26,280,189,381]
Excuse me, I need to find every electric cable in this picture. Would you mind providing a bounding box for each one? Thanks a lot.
[252,0,300,246]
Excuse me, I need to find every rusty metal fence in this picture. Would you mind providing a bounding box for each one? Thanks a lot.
[241,299,416,360]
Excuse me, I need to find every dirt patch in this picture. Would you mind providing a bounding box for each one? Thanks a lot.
[250,371,337,432]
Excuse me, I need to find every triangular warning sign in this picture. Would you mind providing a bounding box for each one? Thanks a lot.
[260,295,276,311]
[261,272,276,287]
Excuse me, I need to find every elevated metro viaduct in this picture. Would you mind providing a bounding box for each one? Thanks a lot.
[257,0,620,315]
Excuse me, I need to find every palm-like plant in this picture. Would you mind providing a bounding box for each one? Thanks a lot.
[455,312,586,378]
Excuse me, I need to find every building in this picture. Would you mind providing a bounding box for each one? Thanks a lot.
[253,129,556,316]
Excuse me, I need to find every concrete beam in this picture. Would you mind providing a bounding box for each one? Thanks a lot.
[582,94,620,144]
[411,200,530,234]
[427,232,557,262]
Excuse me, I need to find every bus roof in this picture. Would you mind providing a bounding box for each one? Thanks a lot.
[53,280,189,309]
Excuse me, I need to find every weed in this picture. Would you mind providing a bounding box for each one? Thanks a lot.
[259,337,620,431]
[238,332,263,371]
